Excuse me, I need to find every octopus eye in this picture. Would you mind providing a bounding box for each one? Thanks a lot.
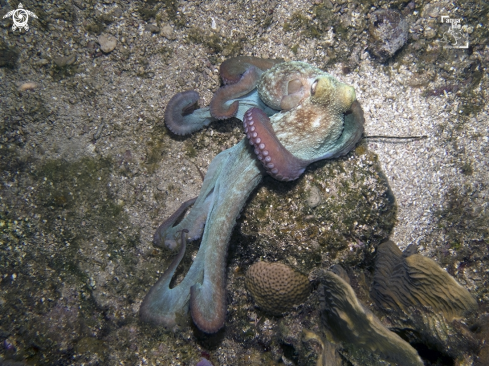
[311,80,318,95]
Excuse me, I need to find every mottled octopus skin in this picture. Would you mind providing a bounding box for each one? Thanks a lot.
[209,66,262,120]
[258,61,322,111]
[143,58,364,333]
[248,62,363,180]
[243,107,308,181]
[164,91,216,136]
[141,141,263,333]
[209,56,283,120]
[219,56,284,85]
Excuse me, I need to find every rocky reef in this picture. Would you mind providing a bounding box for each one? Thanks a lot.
[0,0,487,365]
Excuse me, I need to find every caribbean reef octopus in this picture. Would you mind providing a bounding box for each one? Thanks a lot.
[140,56,365,333]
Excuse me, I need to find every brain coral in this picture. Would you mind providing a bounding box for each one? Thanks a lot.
[245,261,311,315]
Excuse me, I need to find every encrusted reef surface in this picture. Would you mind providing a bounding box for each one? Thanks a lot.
[1,0,488,365]
[240,146,396,275]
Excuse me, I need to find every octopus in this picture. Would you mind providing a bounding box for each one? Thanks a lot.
[140,56,365,333]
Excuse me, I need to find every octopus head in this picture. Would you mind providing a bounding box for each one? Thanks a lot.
[310,75,356,115]
[244,70,364,182]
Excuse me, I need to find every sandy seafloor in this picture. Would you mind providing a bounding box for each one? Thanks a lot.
[1,0,488,365]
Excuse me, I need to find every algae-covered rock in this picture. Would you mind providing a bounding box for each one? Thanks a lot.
[368,9,408,62]
[240,146,396,274]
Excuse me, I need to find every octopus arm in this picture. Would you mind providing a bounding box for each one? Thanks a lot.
[243,107,309,181]
[153,197,197,249]
[209,66,263,120]
[158,149,230,250]
[188,142,263,333]
[219,56,284,85]
[140,230,200,330]
[164,91,216,135]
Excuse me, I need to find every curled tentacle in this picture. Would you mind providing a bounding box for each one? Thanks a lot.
[219,56,284,85]
[243,107,308,181]
[140,229,191,329]
[209,67,262,120]
[190,279,227,334]
[164,91,216,135]
[153,197,197,249]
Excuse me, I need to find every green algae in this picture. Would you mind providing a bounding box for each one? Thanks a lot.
[31,157,134,264]
[162,0,187,28]
[145,126,168,173]
[157,45,173,63]
[282,6,366,66]
[184,140,197,158]
[138,5,158,22]
[0,41,19,69]
[187,27,244,56]
[85,20,106,35]
[82,4,116,35]
[460,161,474,176]
[0,153,143,363]
[428,187,488,264]
[139,0,187,28]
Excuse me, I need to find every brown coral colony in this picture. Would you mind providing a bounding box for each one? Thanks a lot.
[245,261,311,315]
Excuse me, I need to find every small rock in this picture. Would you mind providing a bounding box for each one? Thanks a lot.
[161,24,176,40]
[98,34,117,53]
[145,24,160,33]
[306,185,322,208]
[112,8,122,18]
[424,27,437,39]
[18,82,38,92]
[423,3,444,18]
[53,54,76,67]
[368,9,408,62]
